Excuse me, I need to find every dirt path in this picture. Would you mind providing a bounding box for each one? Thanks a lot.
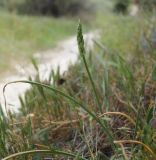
[129,4,139,16]
[0,32,98,114]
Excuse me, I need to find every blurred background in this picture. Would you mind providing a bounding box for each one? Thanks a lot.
[0,0,155,74]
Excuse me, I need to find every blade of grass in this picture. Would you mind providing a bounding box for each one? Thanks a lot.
[2,149,86,160]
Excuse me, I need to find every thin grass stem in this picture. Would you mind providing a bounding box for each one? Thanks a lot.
[77,22,102,113]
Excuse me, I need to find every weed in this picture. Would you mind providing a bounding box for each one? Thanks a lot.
[1,18,156,160]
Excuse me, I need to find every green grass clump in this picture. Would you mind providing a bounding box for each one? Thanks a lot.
[1,19,156,159]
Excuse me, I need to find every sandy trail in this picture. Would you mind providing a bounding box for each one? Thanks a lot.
[129,4,139,16]
[0,32,98,114]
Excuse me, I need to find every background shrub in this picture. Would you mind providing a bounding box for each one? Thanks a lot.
[140,0,156,11]
[113,0,130,14]
[17,0,93,17]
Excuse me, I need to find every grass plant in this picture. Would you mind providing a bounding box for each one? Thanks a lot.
[1,21,156,159]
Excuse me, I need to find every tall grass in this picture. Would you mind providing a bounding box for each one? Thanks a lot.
[1,21,156,159]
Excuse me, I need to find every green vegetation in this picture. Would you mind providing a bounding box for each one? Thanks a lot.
[140,0,156,11]
[1,0,156,159]
[95,14,142,54]
[0,11,77,72]
[0,0,92,17]
[1,17,156,159]
[17,0,92,17]
[113,0,130,14]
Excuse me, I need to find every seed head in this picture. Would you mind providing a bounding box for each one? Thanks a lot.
[77,22,85,55]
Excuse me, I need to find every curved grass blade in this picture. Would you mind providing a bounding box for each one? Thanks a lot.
[3,80,115,148]
[2,149,86,160]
